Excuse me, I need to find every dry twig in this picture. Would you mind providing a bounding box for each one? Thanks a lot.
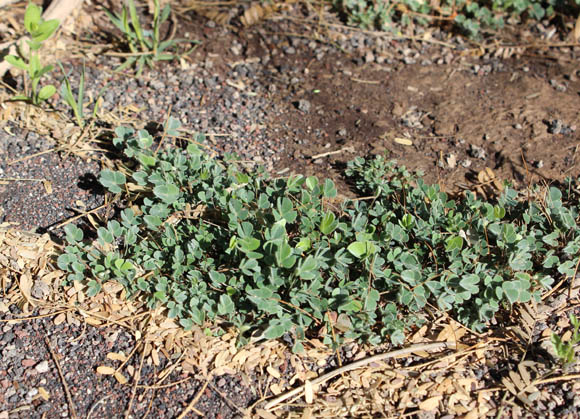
[44,336,78,419]
[176,380,208,418]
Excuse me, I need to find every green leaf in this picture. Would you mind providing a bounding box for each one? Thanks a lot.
[238,237,261,253]
[97,227,114,244]
[445,236,463,252]
[389,329,405,346]
[305,176,318,190]
[37,84,56,101]
[86,280,102,297]
[99,170,126,193]
[153,183,180,204]
[179,318,194,330]
[323,179,337,198]
[137,152,157,167]
[400,269,420,286]
[276,242,296,269]
[263,317,293,339]
[64,224,83,243]
[502,281,519,304]
[57,254,73,270]
[4,55,28,71]
[276,197,297,223]
[339,299,362,313]
[399,213,414,229]
[319,211,338,235]
[24,3,42,34]
[32,19,59,43]
[143,215,163,228]
[128,0,145,45]
[459,274,479,294]
[296,237,311,252]
[347,241,375,259]
[217,294,234,316]
[296,255,318,280]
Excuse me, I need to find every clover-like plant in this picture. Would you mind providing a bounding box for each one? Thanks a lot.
[105,0,198,76]
[57,120,580,351]
[333,0,580,39]
[4,3,59,105]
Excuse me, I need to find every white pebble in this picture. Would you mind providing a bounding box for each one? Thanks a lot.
[35,360,50,374]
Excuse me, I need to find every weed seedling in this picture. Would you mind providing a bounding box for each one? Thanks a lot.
[4,3,59,105]
[551,313,580,366]
[59,61,107,128]
[105,0,198,76]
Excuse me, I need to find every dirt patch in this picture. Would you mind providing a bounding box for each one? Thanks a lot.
[264,49,580,195]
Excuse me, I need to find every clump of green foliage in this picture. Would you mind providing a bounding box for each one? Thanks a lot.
[551,313,580,366]
[58,120,580,350]
[104,0,198,76]
[4,2,59,105]
[333,0,580,38]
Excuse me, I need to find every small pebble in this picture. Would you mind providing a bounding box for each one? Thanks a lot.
[35,361,50,374]
[468,144,487,160]
[22,359,36,367]
[296,99,311,113]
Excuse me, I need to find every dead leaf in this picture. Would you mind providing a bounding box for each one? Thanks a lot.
[106,352,127,362]
[37,387,50,401]
[394,137,413,146]
[151,348,160,366]
[575,14,580,41]
[304,380,314,404]
[42,180,52,194]
[255,409,277,419]
[96,366,116,375]
[114,371,128,384]
[241,3,279,26]
[267,366,281,379]
[270,383,282,395]
[419,395,442,411]
[19,271,35,307]
[85,317,102,326]
[54,312,66,325]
